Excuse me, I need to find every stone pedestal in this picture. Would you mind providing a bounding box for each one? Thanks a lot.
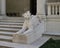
[13,21,44,44]
[13,34,28,44]
[46,16,60,32]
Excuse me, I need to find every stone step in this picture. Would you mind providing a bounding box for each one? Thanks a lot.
[1,18,24,20]
[0,22,23,25]
[0,35,12,42]
[0,31,15,36]
[43,32,60,36]
[0,28,19,32]
[43,32,60,40]
[0,20,24,23]
[0,36,51,48]
[0,19,24,21]
[5,17,24,20]
[0,25,22,29]
[0,16,24,19]
[0,41,37,48]
[30,36,51,47]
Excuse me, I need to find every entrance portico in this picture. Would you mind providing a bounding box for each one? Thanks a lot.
[1,0,60,16]
[0,0,46,16]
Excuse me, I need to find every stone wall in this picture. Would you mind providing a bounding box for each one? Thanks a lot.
[46,16,60,32]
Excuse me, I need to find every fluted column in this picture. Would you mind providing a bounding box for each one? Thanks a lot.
[47,5,51,15]
[56,5,57,15]
[52,5,54,15]
[37,0,46,15]
[59,5,60,15]
[1,0,6,15]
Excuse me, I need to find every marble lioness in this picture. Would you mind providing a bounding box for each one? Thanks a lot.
[13,11,44,44]
[16,11,41,34]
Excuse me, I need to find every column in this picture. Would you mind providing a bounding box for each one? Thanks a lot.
[1,0,6,15]
[54,5,56,15]
[56,5,57,15]
[0,0,1,13]
[52,5,54,15]
[59,5,60,15]
[57,5,59,15]
[47,4,51,15]
[37,0,46,15]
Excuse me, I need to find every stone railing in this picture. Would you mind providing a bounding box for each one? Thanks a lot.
[47,2,60,15]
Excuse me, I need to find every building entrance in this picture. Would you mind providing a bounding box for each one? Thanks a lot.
[6,0,30,16]
[30,0,37,15]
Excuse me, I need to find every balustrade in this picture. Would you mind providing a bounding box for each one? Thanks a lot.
[47,4,60,15]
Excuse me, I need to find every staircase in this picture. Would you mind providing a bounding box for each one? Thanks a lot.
[0,16,51,48]
[0,17,24,43]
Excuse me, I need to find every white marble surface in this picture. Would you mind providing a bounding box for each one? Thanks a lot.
[43,31,60,35]
[0,36,50,48]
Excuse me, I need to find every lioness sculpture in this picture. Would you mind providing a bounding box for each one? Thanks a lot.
[13,11,44,44]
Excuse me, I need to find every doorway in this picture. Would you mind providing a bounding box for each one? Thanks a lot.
[6,0,30,17]
[30,0,37,15]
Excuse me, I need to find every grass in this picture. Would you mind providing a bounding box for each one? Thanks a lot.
[40,38,60,48]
